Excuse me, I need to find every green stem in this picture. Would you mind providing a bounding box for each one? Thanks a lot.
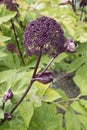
[10,53,42,114]
[39,57,54,76]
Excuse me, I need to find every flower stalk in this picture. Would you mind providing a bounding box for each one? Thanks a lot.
[0,52,42,125]
[10,19,25,65]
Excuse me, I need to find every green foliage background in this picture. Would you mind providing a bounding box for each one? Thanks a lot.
[0,0,87,130]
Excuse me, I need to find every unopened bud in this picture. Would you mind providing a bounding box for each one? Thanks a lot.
[32,71,53,84]
[4,113,13,121]
[3,89,13,101]
[64,39,78,52]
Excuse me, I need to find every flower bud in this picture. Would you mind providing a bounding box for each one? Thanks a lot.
[79,0,87,7]
[32,71,53,84]
[6,43,16,53]
[3,89,13,101]
[64,39,78,52]
[4,113,13,121]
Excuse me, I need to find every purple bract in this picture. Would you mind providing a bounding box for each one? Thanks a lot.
[32,71,53,84]
[24,16,66,57]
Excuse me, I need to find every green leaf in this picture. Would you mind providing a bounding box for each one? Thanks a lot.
[29,102,63,130]
[77,115,87,130]
[0,52,7,58]
[0,109,4,119]
[43,87,60,102]
[0,4,17,24]
[79,99,87,110]
[71,101,87,115]
[73,63,87,95]
[0,69,17,83]
[54,52,68,63]
[57,89,69,102]
[66,55,87,73]
[19,101,34,128]
[1,25,16,43]
[75,22,87,43]
[65,107,81,130]
[33,81,49,97]
[0,35,11,42]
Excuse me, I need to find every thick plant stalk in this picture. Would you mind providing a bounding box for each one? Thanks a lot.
[0,53,42,125]
[10,19,25,65]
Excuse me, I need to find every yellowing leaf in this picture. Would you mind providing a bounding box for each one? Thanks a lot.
[43,87,60,102]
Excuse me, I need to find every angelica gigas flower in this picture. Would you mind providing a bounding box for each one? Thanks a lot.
[24,16,66,58]
[0,0,18,11]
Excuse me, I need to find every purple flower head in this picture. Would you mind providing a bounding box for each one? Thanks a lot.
[4,113,13,121]
[6,43,16,53]
[64,39,78,52]
[3,89,13,101]
[24,16,66,58]
[79,0,87,7]
[0,0,18,11]
[32,71,53,84]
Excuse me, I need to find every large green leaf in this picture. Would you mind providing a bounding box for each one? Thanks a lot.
[79,99,87,110]
[73,63,87,95]
[75,22,87,43]
[0,52,7,58]
[19,101,34,128]
[33,81,49,97]
[56,89,69,102]
[77,115,87,130]
[43,87,60,102]
[1,25,16,43]
[66,55,87,73]
[54,52,68,63]
[0,34,11,42]
[0,69,17,83]
[0,4,17,24]
[71,101,87,115]
[65,107,81,130]
[29,103,63,130]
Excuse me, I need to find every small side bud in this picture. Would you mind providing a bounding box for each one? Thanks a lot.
[64,39,78,52]
[6,43,16,53]
[3,89,13,101]
[32,71,53,84]
[4,113,13,121]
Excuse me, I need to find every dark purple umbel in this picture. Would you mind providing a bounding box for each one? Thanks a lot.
[24,16,66,58]
[32,71,53,84]
[3,89,13,101]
